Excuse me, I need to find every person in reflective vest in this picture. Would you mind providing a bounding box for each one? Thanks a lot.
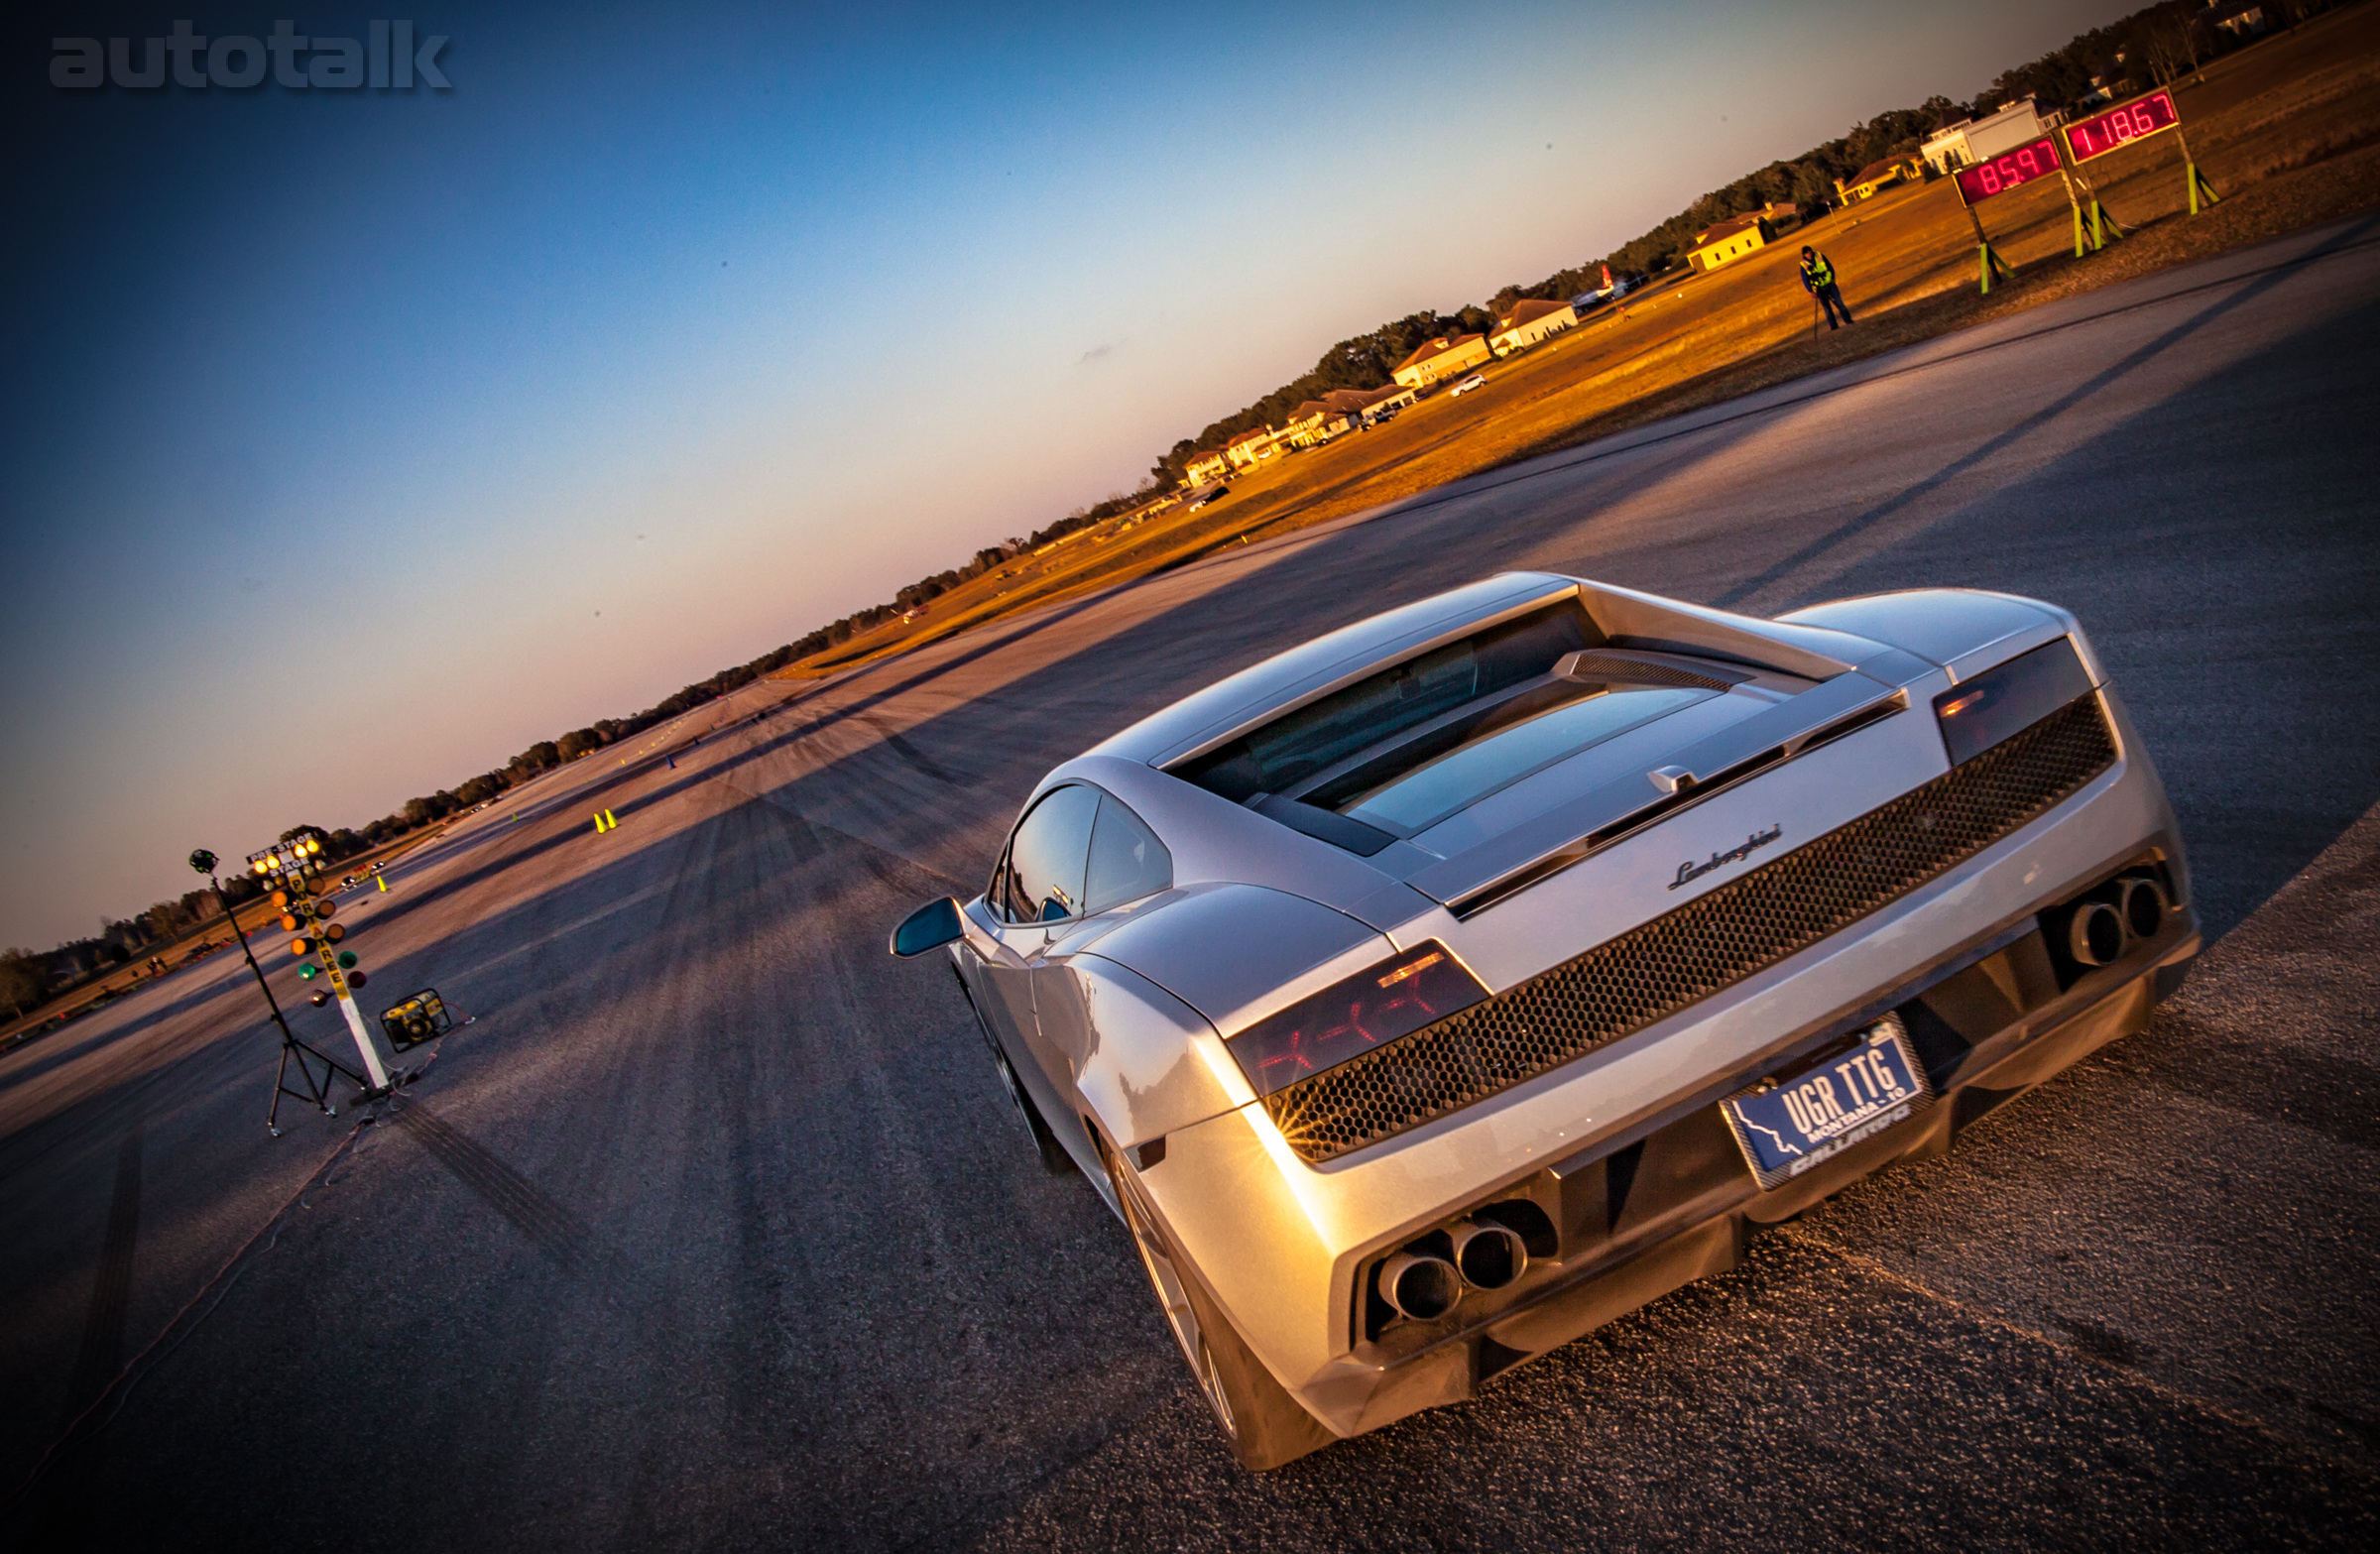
[1800,246,1853,329]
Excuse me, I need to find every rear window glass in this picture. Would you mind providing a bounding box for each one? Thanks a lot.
[1172,603,1594,805]
[1343,685,1709,833]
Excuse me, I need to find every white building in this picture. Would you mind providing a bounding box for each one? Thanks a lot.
[1921,97,2060,175]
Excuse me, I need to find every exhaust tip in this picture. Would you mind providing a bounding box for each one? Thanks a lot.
[2119,876,2168,941]
[1451,1220,1529,1290]
[2068,899,2125,967]
[1380,1251,1463,1321]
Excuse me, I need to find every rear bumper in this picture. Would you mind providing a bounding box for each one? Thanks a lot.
[1289,915,2199,1439]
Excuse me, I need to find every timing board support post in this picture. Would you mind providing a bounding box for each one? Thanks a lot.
[2085,174,2123,248]
[2053,146,2121,258]
[2177,124,2220,215]
[2057,165,2098,258]
[1950,135,2064,294]
[2063,85,2210,220]
[1965,204,2012,295]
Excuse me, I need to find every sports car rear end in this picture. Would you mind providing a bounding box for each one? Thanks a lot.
[901,571,2198,1465]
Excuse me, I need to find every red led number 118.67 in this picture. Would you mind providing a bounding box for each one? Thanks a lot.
[2065,89,2180,164]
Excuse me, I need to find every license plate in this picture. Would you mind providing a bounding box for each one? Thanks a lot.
[1723,1015,1934,1190]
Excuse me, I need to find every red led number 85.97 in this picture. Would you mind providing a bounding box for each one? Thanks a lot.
[1954,137,2064,204]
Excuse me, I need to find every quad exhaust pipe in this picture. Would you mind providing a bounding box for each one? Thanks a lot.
[2063,873,2169,968]
[1379,1218,1533,1322]
[1379,1251,1462,1321]
[1450,1219,1529,1291]
[2118,875,2168,941]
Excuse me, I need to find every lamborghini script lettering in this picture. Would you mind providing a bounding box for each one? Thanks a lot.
[1669,823,1783,890]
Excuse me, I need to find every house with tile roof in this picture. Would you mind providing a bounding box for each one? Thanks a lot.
[1283,385,1418,446]
[1836,155,1922,203]
[1390,333,1491,390]
[1488,299,1578,354]
[1183,448,1231,486]
[1224,425,1285,471]
[1686,212,1775,273]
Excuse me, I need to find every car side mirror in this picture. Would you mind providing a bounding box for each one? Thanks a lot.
[891,897,966,958]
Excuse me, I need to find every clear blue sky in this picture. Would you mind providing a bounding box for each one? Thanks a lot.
[1,0,2129,949]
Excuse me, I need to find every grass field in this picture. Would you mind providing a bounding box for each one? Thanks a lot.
[784,1,2380,680]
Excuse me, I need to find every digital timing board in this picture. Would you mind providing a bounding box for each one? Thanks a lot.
[2064,89,2181,164]
[1953,136,2065,205]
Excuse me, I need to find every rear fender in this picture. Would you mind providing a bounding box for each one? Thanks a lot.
[1041,955,1250,1152]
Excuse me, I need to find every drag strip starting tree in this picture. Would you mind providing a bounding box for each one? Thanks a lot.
[250,837,392,1092]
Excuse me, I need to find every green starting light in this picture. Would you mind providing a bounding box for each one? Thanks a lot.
[336,950,358,969]
[299,963,318,980]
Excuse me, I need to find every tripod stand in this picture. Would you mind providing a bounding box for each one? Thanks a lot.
[198,864,364,1135]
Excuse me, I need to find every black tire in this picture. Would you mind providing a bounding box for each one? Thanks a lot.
[1099,1136,1337,1470]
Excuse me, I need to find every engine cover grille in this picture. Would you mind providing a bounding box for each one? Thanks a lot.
[1261,694,2118,1163]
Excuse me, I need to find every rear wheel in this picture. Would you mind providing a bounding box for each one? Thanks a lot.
[1101,1138,1336,1470]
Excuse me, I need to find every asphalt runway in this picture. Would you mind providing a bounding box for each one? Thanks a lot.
[5,212,2378,1552]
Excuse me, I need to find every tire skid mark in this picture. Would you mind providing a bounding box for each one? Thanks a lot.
[391,1100,587,1271]
[2,1125,366,1526]
[1715,215,2380,614]
[29,1124,144,1549]
[62,1127,143,1418]
[717,773,971,893]
[853,712,976,787]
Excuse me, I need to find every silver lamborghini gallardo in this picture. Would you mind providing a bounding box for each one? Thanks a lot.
[892,572,2199,1468]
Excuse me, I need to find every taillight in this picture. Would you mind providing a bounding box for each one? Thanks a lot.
[1227,942,1488,1096]
[1932,638,2094,765]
